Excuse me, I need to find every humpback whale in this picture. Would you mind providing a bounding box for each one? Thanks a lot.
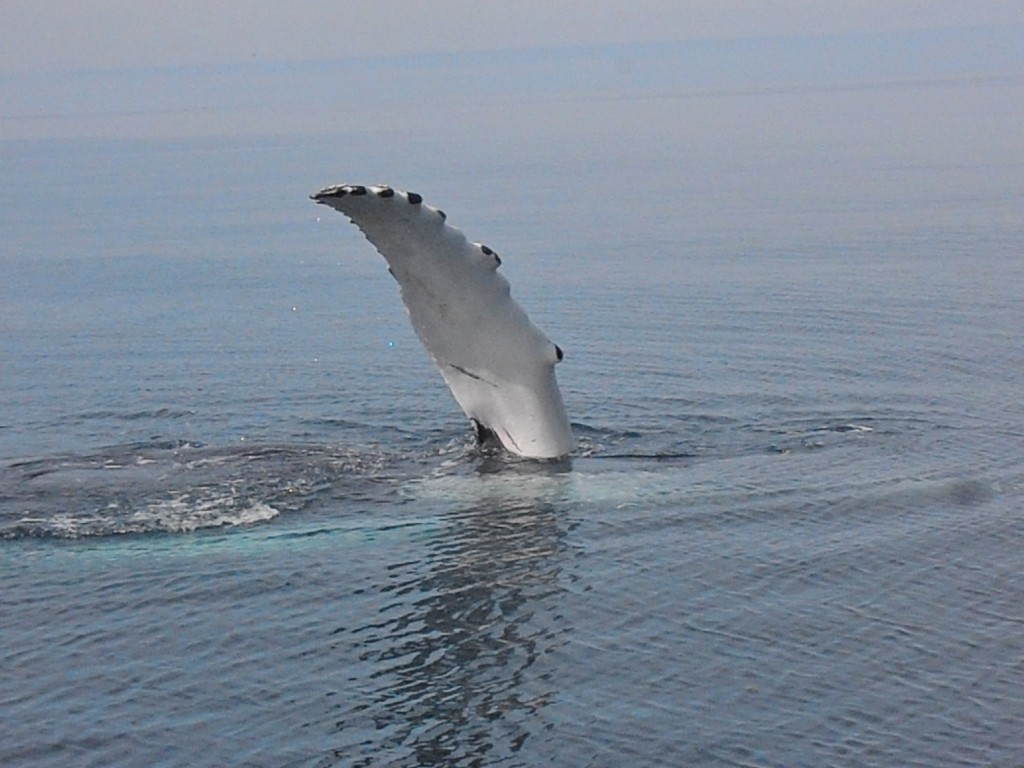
[312,184,574,459]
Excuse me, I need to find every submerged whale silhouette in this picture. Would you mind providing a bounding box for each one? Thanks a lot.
[312,184,574,459]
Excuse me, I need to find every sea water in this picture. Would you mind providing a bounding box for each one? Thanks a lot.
[2,69,1023,767]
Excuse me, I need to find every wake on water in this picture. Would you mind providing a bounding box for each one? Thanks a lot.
[0,419,886,540]
[0,441,392,540]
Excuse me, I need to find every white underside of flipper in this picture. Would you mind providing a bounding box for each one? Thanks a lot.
[312,184,574,459]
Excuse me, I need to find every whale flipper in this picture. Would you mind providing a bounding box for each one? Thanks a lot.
[312,184,574,459]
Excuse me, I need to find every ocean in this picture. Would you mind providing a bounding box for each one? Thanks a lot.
[2,56,1023,766]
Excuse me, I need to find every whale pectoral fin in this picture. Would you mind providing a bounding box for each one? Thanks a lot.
[313,183,574,459]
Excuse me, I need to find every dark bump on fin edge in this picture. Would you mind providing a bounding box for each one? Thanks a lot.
[377,187,395,198]
[407,192,423,205]
[480,244,501,266]
[437,209,446,221]
[555,344,564,362]
[350,185,367,195]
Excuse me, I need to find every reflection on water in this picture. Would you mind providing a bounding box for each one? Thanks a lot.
[329,470,574,766]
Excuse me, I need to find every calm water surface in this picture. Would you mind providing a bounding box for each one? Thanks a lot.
[2,77,1023,766]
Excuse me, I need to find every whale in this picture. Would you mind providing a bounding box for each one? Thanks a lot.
[312,184,574,459]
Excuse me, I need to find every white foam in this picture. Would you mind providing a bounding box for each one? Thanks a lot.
[139,495,280,533]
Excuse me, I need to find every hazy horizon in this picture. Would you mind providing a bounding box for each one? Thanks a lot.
[2,3,1022,142]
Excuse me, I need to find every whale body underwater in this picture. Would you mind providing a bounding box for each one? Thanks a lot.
[312,184,574,460]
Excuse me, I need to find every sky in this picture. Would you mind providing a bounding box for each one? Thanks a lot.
[1,2,1022,141]
[3,1,1023,75]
